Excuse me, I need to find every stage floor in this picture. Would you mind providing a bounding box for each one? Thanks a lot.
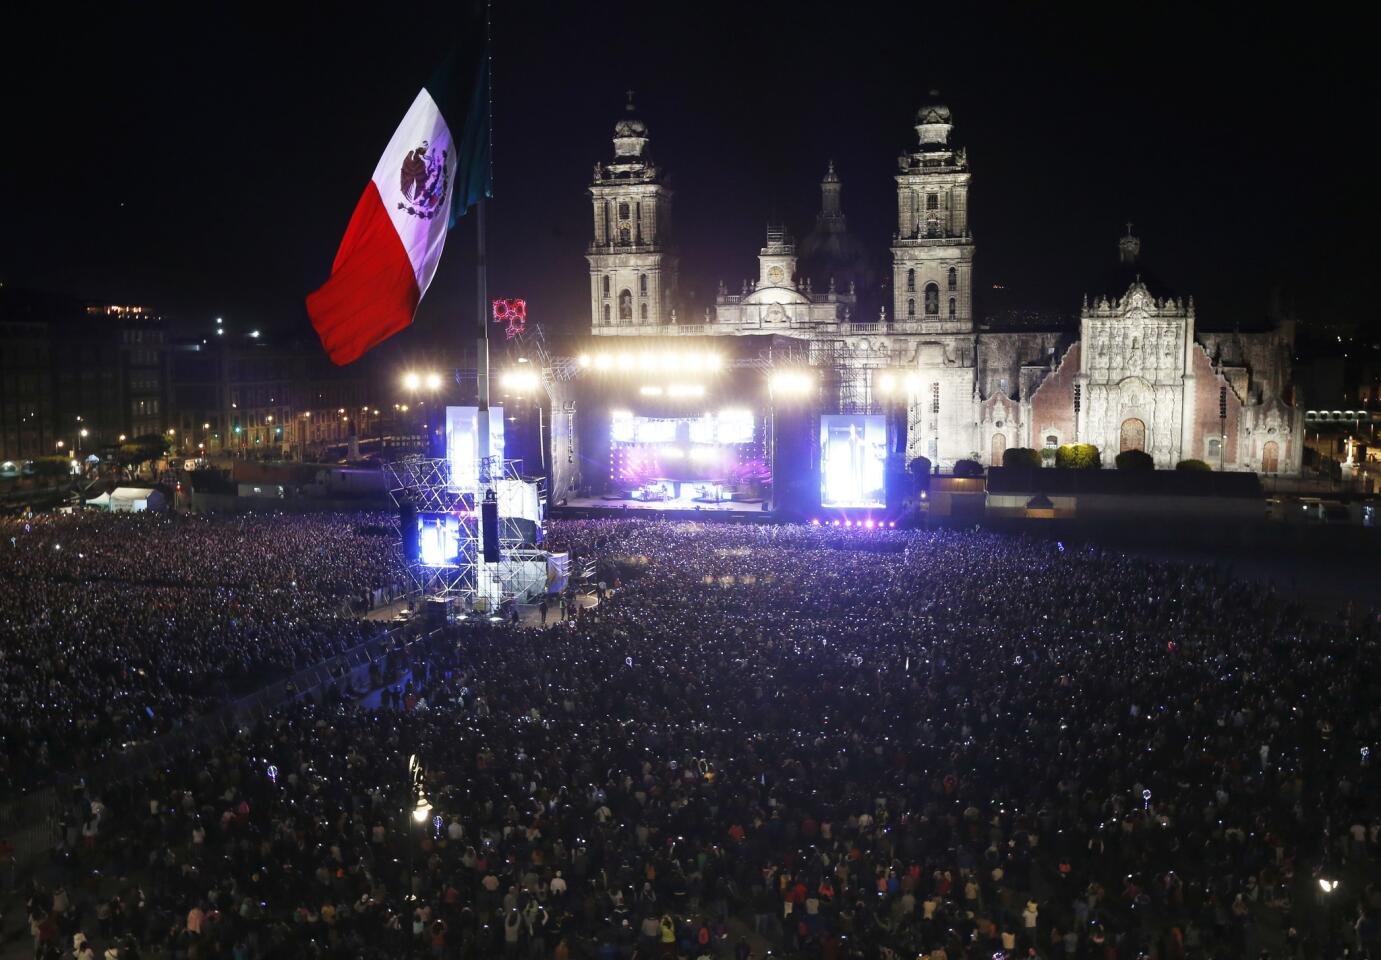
[562,495,770,515]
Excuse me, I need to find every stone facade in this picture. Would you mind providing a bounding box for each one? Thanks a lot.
[588,95,677,333]
[584,94,1303,475]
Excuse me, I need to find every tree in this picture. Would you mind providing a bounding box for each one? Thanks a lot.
[953,459,984,478]
[31,456,71,480]
[118,434,171,475]
[1001,448,1042,470]
[1175,459,1212,472]
[1055,444,1102,470]
[908,456,932,491]
[1114,449,1155,471]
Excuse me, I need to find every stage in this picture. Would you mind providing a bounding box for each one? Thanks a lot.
[559,494,771,516]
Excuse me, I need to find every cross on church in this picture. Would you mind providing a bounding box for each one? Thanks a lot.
[1125,222,1134,236]
[626,89,636,110]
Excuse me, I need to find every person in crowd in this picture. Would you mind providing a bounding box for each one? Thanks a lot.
[7,517,1379,960]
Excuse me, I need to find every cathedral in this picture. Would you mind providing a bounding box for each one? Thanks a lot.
[586,94,1302,475]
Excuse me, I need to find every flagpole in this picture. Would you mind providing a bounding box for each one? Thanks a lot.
[474,0,495,607]
[475,0,493,492]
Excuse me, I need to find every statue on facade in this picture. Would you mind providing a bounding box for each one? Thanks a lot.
[592,162,603,181]
[848,280,856,296]
[828,276,836,294]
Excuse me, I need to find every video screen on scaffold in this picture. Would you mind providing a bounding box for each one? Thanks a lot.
[819,414,886,508]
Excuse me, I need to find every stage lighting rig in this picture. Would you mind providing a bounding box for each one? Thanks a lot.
[499,370,541,393]
[769,369,815,397]
[577,350,723,377]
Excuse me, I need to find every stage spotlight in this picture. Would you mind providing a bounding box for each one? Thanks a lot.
[500,370,540,392]
[770,370,815,396]
[878,374,896,394]
[889,521,896,528]
[616,353,634,371]
[865,519,875,529]
[595,354,612,371]
[704,352,723,372]
[578,354,591,368]
[639,385,664,396]
[403,372,421,390]
[844,519,853,527]
[811,518,820,526]
[425,372,443,390]
[832,520,840,527]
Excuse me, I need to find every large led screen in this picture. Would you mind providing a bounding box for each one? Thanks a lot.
[820,414,886,508]
[446,406,505,492]
[609,412,768,489]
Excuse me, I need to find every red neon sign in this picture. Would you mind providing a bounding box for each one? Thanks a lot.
[491,298,527,340]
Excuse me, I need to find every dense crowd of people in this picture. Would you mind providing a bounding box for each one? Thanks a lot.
[0,513,406,790]
[8,518,1381,960]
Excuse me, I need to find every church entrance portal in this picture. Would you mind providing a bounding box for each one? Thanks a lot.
[1119,418,1146,452]
[1261,440,1279,474]
[991,433,1005,466]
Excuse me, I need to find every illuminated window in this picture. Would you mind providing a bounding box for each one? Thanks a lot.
[602,275,611,297]
[618,202,630,221]
[639,274,648,297]
[906,269,915,292]
[947,267,957,291]
[924,283,940,316]
[926,193,938,210]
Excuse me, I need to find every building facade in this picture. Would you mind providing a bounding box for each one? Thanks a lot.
[583,95,1303,475]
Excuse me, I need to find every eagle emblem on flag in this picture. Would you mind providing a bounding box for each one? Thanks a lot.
[397,140,450,220]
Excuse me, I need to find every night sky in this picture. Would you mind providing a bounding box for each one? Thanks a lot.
[2,3,1372,357]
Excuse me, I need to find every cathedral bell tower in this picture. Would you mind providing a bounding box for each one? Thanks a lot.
[588,92,677,334]
[891,92,974,331]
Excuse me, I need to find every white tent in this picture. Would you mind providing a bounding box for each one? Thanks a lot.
[110,486,166,513]
[85,491,113,509]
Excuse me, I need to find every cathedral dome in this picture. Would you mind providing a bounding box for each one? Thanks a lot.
[614,115,647,138]
[614,90,648,138]
[915,99,952,125]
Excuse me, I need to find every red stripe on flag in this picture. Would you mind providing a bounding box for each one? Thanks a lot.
[306,181,420,366]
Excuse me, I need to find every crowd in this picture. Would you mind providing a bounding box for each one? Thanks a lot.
[9,518,1381,960]
[0,512,406,790]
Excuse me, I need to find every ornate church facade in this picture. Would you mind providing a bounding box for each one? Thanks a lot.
[587,95,1302,474]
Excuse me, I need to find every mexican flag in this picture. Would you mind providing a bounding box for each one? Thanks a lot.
[307,41,490,365]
